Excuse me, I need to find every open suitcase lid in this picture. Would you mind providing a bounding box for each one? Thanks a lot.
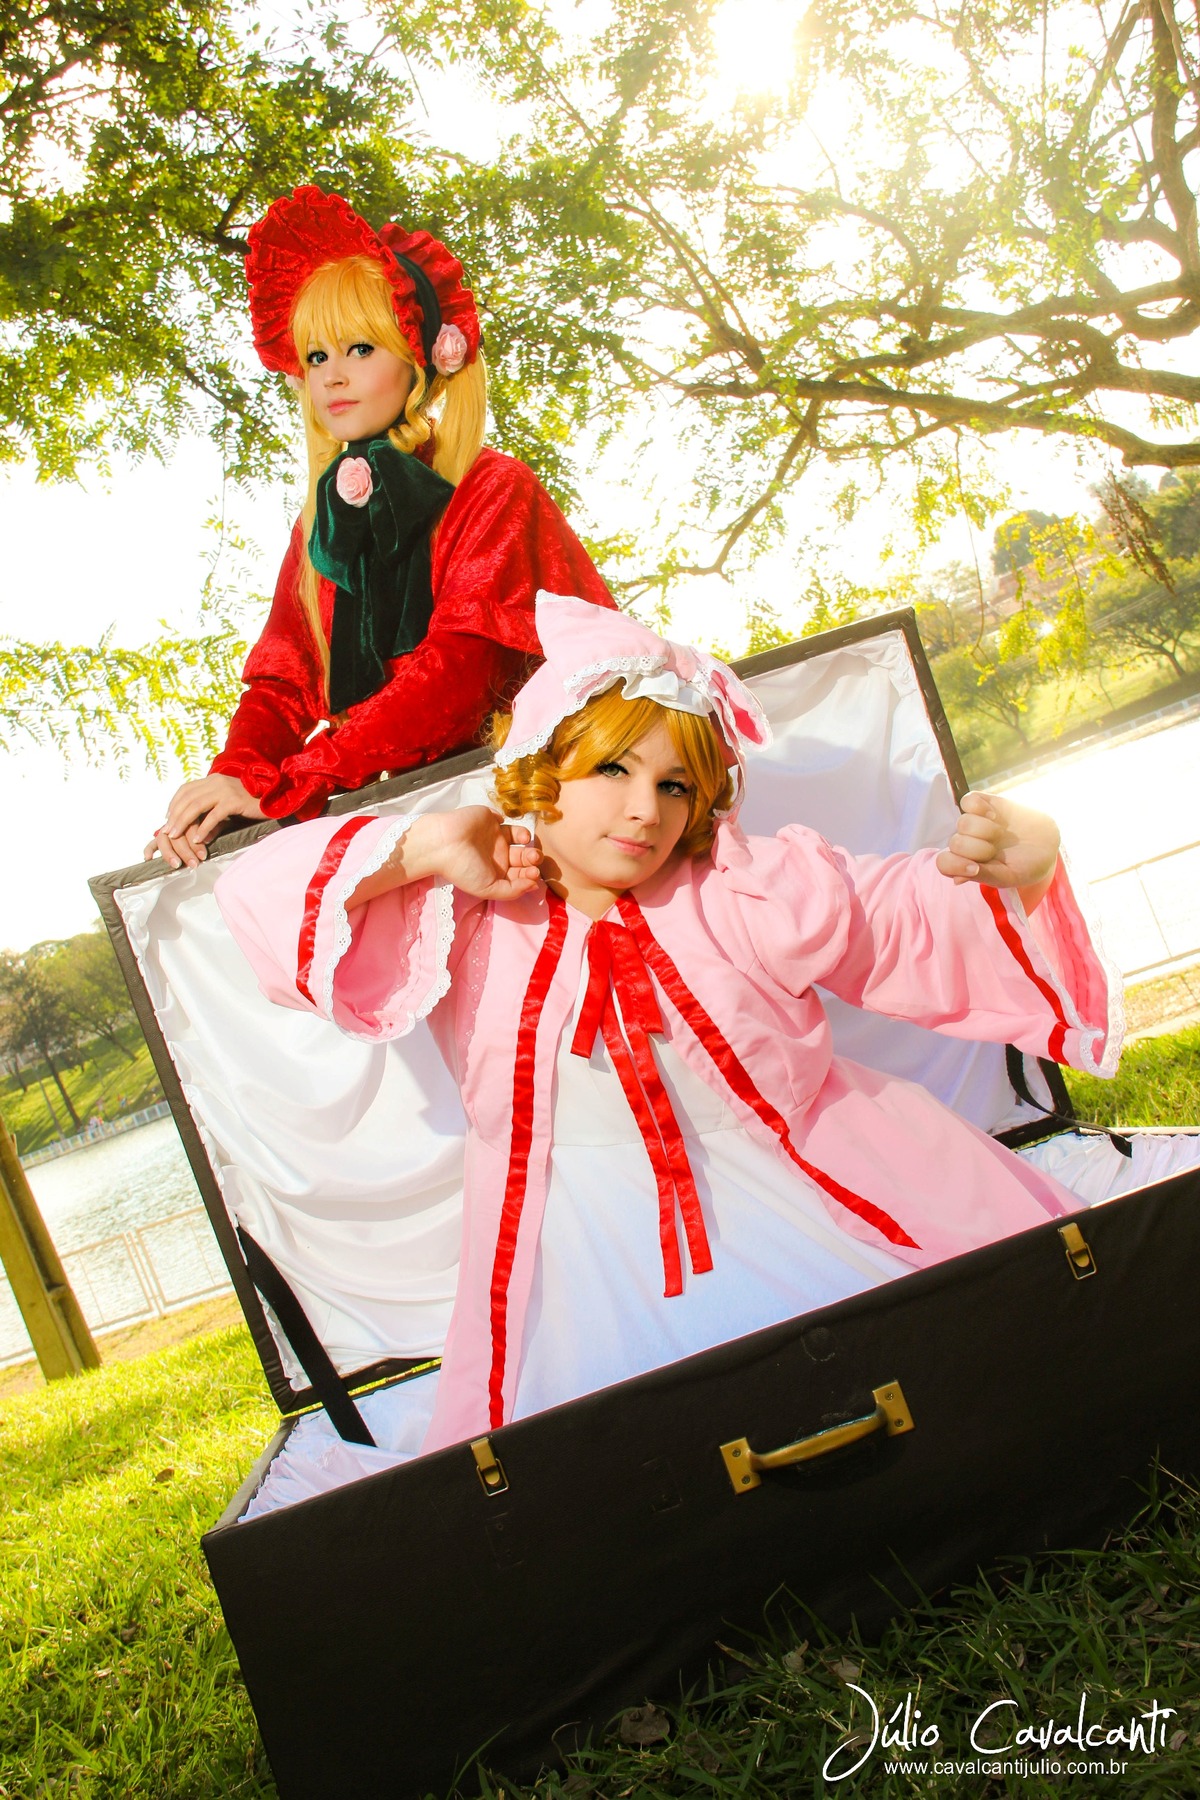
[90,611,1063,1416]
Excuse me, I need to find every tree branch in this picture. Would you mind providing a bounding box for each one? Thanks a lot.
[668,405,822,580]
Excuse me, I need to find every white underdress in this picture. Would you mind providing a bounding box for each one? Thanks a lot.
[242,980,912,1519]
[512,1013,909,1414]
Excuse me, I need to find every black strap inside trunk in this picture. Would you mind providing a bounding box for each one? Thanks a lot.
[237,1228,377,1446]
[999,1045,1131,1157]
[1005,1045,1076,1119]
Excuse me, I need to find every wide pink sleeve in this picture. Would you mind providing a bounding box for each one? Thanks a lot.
[213,813,480,1041]
[713,823,1117,1076]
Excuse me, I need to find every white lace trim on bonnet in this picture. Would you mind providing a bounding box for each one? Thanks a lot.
[494,593,772,823]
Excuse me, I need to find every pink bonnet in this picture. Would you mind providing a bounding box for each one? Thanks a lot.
[497,592,772,813]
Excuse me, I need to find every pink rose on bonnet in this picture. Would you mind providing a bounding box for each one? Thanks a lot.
[431,323,469,376]
[498,592,772,816]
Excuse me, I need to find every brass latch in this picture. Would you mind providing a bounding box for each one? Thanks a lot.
[1058,1221,1097,1280]
[470,1436,509,1496]
[720,1380,914,1495]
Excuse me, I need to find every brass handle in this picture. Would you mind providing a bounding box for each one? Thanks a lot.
[720,1380,914,1494]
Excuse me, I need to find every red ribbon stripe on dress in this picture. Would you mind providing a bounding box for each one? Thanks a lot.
[487,890,570,1429]
[615,893,919,1252]
[295,816,378,1004]
[980,884,1071,1063]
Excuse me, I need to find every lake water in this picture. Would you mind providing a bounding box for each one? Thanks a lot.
[28,1116,201,1249]
[1002,704,1200,978]
[1,1118,219,1365]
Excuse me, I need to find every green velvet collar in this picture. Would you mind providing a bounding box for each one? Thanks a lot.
[309,436,454,714]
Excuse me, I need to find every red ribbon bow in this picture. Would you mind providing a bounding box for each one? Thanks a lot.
[570,920,714,1298]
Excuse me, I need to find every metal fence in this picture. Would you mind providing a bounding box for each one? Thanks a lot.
[0,1204,232,1369]
[21,1100,173,1169]
[1089,837,1200,983]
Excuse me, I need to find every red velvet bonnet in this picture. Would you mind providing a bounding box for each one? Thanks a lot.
[245,185,481,378]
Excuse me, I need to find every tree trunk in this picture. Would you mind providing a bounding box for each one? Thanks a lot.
[92,1025,138,1063]
[39,1047,81,1131]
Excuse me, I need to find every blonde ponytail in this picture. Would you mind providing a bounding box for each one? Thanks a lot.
[288,254,488,695]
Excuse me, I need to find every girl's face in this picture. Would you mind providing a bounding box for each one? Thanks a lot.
[536,720,695,915]
[305,337,415,440]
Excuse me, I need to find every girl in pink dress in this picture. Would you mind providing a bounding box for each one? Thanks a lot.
[217,594,1112,1466]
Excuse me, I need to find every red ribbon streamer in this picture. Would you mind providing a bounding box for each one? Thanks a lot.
[615,894,920,1251]
[570,921,713,1298]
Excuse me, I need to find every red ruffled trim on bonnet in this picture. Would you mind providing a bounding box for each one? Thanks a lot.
[377,223,480,365]
[245,185,480,376]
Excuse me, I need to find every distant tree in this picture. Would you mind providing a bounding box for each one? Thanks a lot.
[0,950,83,1128]
[1153,471,1200,563]
[993,512,1062,576]
[1089,569,1200,680]
[1088,473,1200,678]
[915,563,989,657]
[48,929,138,1064]
[935,641,1040,749]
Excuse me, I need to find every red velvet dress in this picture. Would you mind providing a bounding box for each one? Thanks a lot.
[211,448,615,819]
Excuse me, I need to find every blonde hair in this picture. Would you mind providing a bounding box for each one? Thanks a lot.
[289,254,488,692]
[489,686,733,859]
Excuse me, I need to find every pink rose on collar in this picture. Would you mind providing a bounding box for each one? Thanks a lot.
[431,323,469,376]
[335,456,373,507]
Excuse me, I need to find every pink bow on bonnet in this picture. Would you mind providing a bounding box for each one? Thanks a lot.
[498,593,772,813]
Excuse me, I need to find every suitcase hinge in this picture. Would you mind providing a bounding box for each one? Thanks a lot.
[470,1436,509,1497]
[1058,1221,1097,1280]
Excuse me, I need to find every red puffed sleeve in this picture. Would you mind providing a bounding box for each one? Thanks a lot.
[426,447,615,648]
[230,449,615,819]
[209,521,326,805]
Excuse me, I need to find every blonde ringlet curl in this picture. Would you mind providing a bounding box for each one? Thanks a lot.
[288,253,488,692]
[488,686,734,860]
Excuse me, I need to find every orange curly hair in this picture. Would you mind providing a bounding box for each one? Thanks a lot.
[489,685,733,858]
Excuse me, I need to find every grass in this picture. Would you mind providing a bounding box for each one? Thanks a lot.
[1065,1023,1200,1129]
[1,1030,163,1156]
[0,1295,247,1403]
[0,1324,277,1798]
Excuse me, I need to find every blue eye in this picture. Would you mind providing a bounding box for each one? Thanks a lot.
[348,342,375,359]
[306,349,327,366]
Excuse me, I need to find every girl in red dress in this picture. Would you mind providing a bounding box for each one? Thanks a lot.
[149,186,613,868]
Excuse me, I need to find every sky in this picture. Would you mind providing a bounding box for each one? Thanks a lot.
[0,0,1181,953]
[1,446,295,951]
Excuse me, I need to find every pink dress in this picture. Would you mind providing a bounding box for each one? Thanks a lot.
[216,807,1110,1456]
